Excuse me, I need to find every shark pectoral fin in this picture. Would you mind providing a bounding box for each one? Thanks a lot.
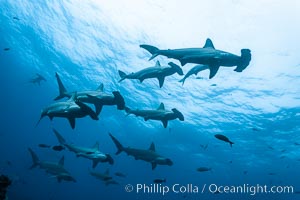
[92,160,99,168]
[57,177,62,183]
[158,76,165,88]
[151,162,157,170]
[155,60,161,67]
[208,65,220,79]
[59,156,65,166]
[162,120,168,128]
[68,118,76,129]
[139,78,145,83]
[95,104,103,116]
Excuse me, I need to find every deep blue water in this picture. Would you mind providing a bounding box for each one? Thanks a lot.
[1,1,300,199]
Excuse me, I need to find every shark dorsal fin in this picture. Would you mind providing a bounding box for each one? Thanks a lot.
[105,169,109,175]
[96,83,104,91]
[149,142,155,151]
[92,142,99,151]
[155,61,161,67]
[59,156,64,166]
[203,38,215,49]
[157,103,165,110]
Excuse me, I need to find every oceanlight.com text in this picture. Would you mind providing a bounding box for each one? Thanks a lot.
[124,183,294,196]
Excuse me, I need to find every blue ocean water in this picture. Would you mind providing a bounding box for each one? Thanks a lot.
[1,0,300,199]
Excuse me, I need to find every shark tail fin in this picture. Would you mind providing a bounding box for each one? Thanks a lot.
[105,154,114,165]
[54,72,68,100]
[28,148,39,169]
[118,70,127,82]
[234,49,251,72]
[112,91,125,110]
[229,141,234,147]
[108,133,124,155]
[178,77,186,85]
[139,44,160,61]
[52,128,66,145]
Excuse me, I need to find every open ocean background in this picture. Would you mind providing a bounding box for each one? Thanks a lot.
[1,0,300,199]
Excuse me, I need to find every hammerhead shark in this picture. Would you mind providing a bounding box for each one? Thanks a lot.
[54,72,125,115]
[53,128,114,168]
[29,73,46,85]
[109,133,173,170]
[125,103,184,128]
[118,61,183,88]
[140,38,251,79]
[28,148,76,182]
[89,169,119,186]
[179,64,209,85]
[36,93,98,129]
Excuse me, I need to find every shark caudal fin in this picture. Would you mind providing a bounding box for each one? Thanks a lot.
[108,133,124,155]
[234,49,251,72]
[118,70,127,82]
[52,129,67,145]
[54,72,69,100]
[229,141,234,147]
[112,91,125,110]
[28,148,39,169]
[179,77,187,85]
[139,44,160,61]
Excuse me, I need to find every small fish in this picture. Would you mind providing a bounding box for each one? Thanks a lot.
[214,134,234,147]
[114,172,126,178]
[210,84,217,87]
[200,144,208,150]
[295,191,300,194]
[279,155,286,159]
[252,127,260,131]
[196,77,204,79]
[153,178,166,183]
[243,170,248,175]
[294,142,300,146]
[52,145,65,151]
[268,173,276,176]
[6,161,12,166]
[3,48,10,51]
[281,149,286,153]
[38,144,51,148]
[229,160,233,164]
[267,146,274,150]
[197,167,212,172]
[13,16,20,20]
